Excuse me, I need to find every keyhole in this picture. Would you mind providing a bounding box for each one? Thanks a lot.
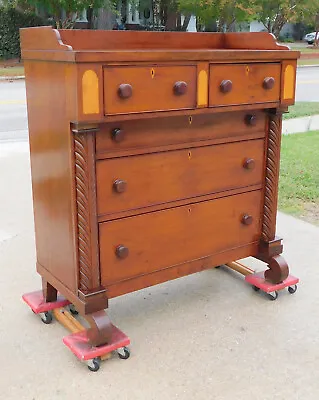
[245,66,250,75]
[151,68,155,79]
[189,116,193,125]
[188,151,192,159]
[188,208,192,213]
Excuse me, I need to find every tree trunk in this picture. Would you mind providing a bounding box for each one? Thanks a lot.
[181,14,191,31]
[315,13,319,48]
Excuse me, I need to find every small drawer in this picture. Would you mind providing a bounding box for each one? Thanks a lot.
[209,63,281,106]
[95,111,267,157]
[96,139,265,216]
[99,190,262,285]
[103,65,196,115]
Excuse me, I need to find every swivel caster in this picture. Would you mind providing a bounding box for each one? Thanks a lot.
[87,357,101,372]
[117,346,130,360]
[69,304,78,315]
[40,311,53,324]
[252,286,260,292]
[288,285,297,294]
[267,291,278,301]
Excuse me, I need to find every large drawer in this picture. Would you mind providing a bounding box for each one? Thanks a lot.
[99,190,263,285]
[96,139,265,216]
[95,110,266,157]
[103,65,196,115]
[209,63,281,106]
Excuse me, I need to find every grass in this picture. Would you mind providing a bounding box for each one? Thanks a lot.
[0,65,25,77]
[291,46,319,53]
[298,58,319,66]
[283,102,319,119]
[278,131,319,224]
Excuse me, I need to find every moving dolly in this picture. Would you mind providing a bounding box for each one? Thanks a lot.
[224,261,299,301]
[22,290,130,372]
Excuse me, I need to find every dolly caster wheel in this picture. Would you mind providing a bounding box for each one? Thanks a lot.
[252,286,260,292]
[267,291,278,301]
[288,285,297,294]
[87,357,101,372]
[69,305,78,315]
[40,311,53,324]
[117,346,130,360]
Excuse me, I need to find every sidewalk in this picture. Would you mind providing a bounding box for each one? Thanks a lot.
[0,141,319,399]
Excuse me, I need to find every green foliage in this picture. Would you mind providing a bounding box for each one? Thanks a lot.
[0,7,45,59]
[177,0,257,31]
[22,0,117,28]
[255,0,319,38]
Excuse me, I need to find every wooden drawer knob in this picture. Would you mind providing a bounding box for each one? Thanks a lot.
[118,84,133,99]
[220,79,233,93]
[174,81,188,95]
[113,179,127,193]
[115,245,129,259]
[263,77,275,90]
[245,114,257,126]
[243,158,256,170]
[112,128,125,142]
[241,214,253,225]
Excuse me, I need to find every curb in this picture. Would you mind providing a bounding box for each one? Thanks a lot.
[0,76,25,81]
[297,64,319,68]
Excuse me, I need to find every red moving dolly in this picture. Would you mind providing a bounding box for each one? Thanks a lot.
[225,261,299,301]
[22,290,130,372]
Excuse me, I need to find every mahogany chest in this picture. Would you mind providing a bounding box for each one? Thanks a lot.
[21,27,299,345]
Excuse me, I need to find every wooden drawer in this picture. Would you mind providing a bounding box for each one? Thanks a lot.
[99,190,262,285]
[96,139,265,216]
[95,111,266,157]
[103,65,196,115]
[209,63,281,106]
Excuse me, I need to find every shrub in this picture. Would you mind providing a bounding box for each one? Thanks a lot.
[0,7,46,60]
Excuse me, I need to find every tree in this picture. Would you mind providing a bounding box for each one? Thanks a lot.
[254,0,318,39]
[175,0,258,32]
[297,1,319,47]
[4,0,117,28]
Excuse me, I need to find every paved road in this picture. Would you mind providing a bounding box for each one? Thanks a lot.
[0,67,318,141]
[295,67,319,102]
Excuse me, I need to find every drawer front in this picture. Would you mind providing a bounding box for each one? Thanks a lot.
[104,65,196,115]
[209,63,281,106]
[99,190,262,285]
[96,111,266,156]
[96,139,265,216]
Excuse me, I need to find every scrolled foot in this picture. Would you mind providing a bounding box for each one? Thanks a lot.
[85,310,113,347]
[264,255,289,284]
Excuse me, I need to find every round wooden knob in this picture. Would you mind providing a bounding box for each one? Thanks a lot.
[241,214,253,225]
[245,114,257,126]
[118,84,133,99]
[220,79,233,93]
[113,179,127,193]
[243,158,256,170]
[174,81,188,95]
[112,128,125,142]
[115,245,129,259]
[263,77,275,90]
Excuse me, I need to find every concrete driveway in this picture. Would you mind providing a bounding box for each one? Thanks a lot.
[1,141,319,400]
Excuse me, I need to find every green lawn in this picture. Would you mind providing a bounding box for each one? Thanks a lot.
[0,66,25,77]
[291,46,319,53]
[279,131,319,224]
[284,102,319,119]
[298,58,319,66]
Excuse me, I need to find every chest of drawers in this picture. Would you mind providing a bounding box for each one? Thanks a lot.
[21,27,299,346]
